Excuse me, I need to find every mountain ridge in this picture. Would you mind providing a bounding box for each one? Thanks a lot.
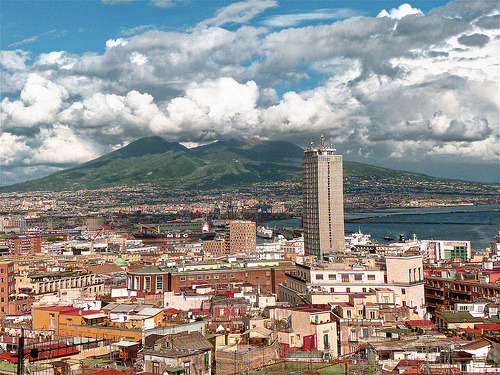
[1,136,494,193]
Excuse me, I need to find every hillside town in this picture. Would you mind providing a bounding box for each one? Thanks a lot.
[0,143,499,375]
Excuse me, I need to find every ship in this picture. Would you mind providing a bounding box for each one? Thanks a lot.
[257,226,273,239]
[133,221,216,243]
[133,231,216,243]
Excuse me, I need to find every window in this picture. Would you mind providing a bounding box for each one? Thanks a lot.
[0,297,3,303]
[0,269,3,273]
[401,288,406,295]
[354,274,362,281]
[358,309,363,317]
[0,278,4,283]
[368,275,375,280]
[349,329,357,341]
[145,276,151,291]
[341,274,349,282]
[0,288,3,293]
[329,274,336,280]
[222,274,227,279]
[370,311,376,319]
[189,276,194,281]
[363,328,369,338]
[152,362,159,374]
[205,275,210,280]
[230,274,235,278]
[180,276,186,282]
[316,274,323,280]
[134,276,140,289]
[323,332,329,349]
[346,287,350,293]
[346,310,352,318]
[67,318,72,326]
[197,275,203,280]
[362,288,367,293]
[266,271,271,276]
[266,280,271,285]
[214,275,219,279]
[156,276,163,291]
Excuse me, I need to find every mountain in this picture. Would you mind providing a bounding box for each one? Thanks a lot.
[0,136,493,193]
[1,137,305,192]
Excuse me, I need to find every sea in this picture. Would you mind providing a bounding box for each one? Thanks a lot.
[264,204,500,250]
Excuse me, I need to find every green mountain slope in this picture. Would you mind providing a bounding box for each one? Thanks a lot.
[1,136,494,193]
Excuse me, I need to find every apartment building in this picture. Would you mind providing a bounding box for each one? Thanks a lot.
[0,261,15,316]
[279,255,425,317]
[224,220,256,254]
[127,261,295,295]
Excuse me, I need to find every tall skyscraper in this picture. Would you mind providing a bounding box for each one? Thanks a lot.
[302,138,344,259]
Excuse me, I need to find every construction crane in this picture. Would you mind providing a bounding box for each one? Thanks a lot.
[138,223,161,234]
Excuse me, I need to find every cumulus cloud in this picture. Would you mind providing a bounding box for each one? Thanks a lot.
[377,3,423,19]
[1,74,69,128]
[1,0,499,184]
[0,50,30,71]
[30,125,100,164]
[0,133,30,166]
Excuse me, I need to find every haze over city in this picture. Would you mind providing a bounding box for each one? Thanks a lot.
[1,0,499,186]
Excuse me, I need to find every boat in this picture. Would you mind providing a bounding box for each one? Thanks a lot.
[134,231,216,243]
[384,235,393,241]
[257,226,273,239]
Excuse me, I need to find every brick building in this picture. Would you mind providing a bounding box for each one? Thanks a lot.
[224,220,256,254]
[425,275,500,317]
[0,261,15,316]
[202,239,226,257]
[11,235,42,254]
[127,262,296,295]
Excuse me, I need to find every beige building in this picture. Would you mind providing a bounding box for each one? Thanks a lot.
[280,255,426,317]
[224,220,256,254]
[302,139,344,259]
[203,239,226,257]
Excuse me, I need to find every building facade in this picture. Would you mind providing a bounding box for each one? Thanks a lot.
[202,239,226,257]
[0,261,15,316]
[302,139,344,259]
[224,220,256,254]
[127,263,295,295]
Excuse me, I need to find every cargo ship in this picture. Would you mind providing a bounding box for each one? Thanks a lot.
[133,221,216,243]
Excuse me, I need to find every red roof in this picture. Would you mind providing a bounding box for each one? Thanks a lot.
[163,308,180,315]
[0,343,79,362]
[474,323,500,331]
[34,306,78,313]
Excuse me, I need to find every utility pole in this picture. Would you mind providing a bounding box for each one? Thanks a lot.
[17,328,24,375]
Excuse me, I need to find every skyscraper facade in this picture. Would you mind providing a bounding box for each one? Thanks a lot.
[302,139,344,259]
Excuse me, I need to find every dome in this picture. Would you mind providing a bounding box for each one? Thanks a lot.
[113,257,128,266]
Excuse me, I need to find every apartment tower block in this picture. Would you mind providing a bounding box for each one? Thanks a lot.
[225,220,256,254]
[302,138,344,259]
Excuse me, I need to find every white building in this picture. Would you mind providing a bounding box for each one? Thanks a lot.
[302,138,344,259]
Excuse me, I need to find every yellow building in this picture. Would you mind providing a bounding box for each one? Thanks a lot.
[31,305,158,342]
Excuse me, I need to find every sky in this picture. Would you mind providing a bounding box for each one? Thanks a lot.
[1,0,499,185]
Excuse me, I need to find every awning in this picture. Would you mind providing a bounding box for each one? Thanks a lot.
[82,313,108,319]
[111,341,139,347]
